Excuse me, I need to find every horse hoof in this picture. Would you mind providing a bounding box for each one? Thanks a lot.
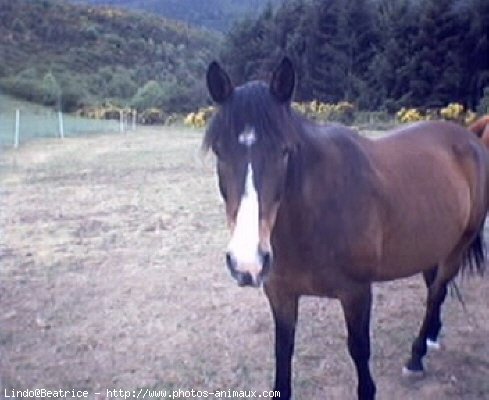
[426,338,441,351]
[402,366,425,379]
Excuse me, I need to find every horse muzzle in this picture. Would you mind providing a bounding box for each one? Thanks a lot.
[225,249,272,287]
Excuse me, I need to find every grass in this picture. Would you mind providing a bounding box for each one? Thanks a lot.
[1,127,488,400]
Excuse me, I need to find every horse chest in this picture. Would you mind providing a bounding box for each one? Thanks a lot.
[272,224,381,296]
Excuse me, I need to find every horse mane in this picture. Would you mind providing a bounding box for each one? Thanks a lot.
[203,81,304,153]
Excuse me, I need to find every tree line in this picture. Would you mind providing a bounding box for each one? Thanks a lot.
[220,0,489,113]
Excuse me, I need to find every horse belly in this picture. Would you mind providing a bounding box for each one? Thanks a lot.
[378,230,460,280]
[376,171,471,280]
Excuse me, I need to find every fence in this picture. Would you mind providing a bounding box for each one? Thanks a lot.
[0,108,137,148]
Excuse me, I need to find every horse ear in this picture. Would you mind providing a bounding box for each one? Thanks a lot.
[270,57,295,103]
[206,61,233,104]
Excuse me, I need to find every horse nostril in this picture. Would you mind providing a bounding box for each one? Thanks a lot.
[226,252,236,272]
[237,272,253,287]
[261,251,273,276]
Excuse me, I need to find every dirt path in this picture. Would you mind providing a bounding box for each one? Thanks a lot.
[1,128,488,399]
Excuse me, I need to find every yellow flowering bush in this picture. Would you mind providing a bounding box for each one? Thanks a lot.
[464,110,477,126]
[184,106,215,128]
[76,104,130,120]
[439,103,478,126]
[440,103,464,121]
[184,112,196,126]
[292,100,355,124]
[182,101,479,129]
[396,103,478,126]
[183,101,356,128]
[396,107,425,123]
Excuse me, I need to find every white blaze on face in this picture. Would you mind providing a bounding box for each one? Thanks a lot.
[227,163,260,268]
[238,127,257,147]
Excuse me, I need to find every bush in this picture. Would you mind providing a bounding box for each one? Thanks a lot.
[106,70,137,99]
[41,72,61,107]
[0,68,83,110]
[76,104,128,120]
[396,108,424,123]
[184,106,215,128]
[12,18,26,33]
[395,104,478,125]
[131,81,167,111]
[138,108,167,124]
[130,79,202,113]
[292,101,356,124]
[0,69,44,103]
[159,80,204,113]
[83,25,99,41]
[58,79,88,112]
[437,103,478,125]
[440,103,464,122]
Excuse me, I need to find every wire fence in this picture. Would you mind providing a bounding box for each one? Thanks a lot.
[0,108,128,148]
[0,91,141,148]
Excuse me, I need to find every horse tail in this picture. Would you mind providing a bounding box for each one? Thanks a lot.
[459,117,489,276]
[461,227,486,276]
[468,115,489,147]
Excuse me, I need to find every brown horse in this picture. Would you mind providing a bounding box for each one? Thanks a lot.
[203,57,489,400]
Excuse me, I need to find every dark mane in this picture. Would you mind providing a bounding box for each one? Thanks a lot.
[203,81,304,152]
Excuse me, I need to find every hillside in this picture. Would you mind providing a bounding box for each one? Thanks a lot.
[73,0,280,32]
[0,0,220,112]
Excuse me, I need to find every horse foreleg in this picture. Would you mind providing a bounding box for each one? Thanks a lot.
[404,271,448,375]
[340,284,376,400]
[264,283,298,400]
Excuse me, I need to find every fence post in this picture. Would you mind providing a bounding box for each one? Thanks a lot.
[58,111,64,139]
[119,110,124,133]
[14,109,20,148]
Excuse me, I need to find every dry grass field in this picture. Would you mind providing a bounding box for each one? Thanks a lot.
[1,127,488,399]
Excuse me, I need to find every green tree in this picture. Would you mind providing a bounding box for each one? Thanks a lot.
[466,0,489,109]
[106,69,137,99]
[406,0,469,107]
[221,5,277,84]
[267,0,311,98]
[58,78,87,112]
[131,80,166,110]
[368,0,419,111]
[306,0,377,107]
[41,72,61,107]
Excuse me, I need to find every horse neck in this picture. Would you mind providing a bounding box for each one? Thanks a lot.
[280,124,371,224]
